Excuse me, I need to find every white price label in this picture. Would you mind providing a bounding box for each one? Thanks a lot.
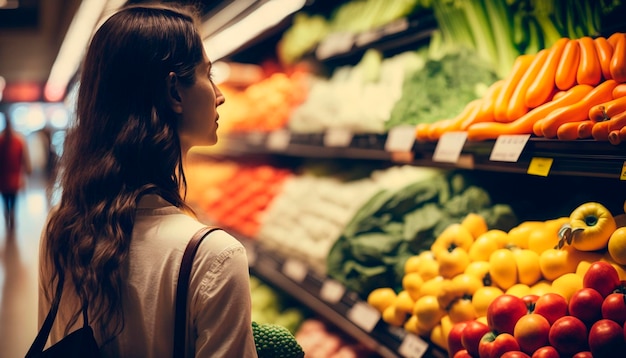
[398,333,428,358]
[324,128,353,147]
[347,302,380,332]
[432,131,468,163]
[385,125,416,152]
[266,130,291,151]
[282,259,307,283]
[316,32,354,60]
[489,134,530,162]
[320,279,346,304]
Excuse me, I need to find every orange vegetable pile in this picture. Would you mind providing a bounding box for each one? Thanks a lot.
[187,159,292,237]
[218,69,310,132]
[415,33,626,144]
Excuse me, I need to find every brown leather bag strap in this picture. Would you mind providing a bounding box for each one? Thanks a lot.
[173,226,222,358]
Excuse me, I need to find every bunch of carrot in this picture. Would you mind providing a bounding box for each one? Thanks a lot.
[414,32,626,145]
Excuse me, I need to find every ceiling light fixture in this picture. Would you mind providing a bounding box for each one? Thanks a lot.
[203,0,306,62]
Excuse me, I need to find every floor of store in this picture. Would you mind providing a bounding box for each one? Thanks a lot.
[0,171,49,357]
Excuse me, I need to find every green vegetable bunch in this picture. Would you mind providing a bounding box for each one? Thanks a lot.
[252,321,305,358]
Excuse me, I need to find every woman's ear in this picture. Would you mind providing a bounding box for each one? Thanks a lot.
[166,72,183,113]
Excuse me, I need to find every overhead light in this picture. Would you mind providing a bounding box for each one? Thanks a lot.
[203,0,306,61]
[44,0,126,102]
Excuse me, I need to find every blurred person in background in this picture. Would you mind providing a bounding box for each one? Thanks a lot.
[37,3,257,357]
[0,109,32,232]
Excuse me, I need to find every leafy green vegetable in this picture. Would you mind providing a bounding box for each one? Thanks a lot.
[386,49,499,129]
[326,171,518,296]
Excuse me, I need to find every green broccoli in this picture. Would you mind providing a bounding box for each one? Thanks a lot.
[252,321,305,358]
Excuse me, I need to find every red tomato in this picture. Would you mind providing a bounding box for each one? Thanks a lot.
[534,293,568,325]
[572,352,593,358]
[531,346,559,358]
[453,349,473,358]
[513,314,550,355]
[501,351,531,358]
[602,292,626,325]
[521,294,539,311]
[461,320,491,358]
[568,287,604,327]
[583,261,620,297]
[588,319,626,357]
[487,294,528,335]
[479,332,520,358]
[548,316,589,356]
[448,321,470,358]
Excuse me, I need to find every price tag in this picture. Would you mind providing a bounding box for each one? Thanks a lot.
[489,134,530,162]
[347,301,380,332]
[324,128,353,147]
[316,32,354,60]
[266,130,291,151]
[527,157,553,176]
[621,161,626,180]
[320,279,346,304]
[385,125,416,152]
[282,259,307,283]
[432,131,468,163]
[398,333,429,358]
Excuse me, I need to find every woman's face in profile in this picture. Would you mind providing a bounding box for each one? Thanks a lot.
[177,50,225,151]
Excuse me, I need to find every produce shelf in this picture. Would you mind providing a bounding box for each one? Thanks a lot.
[206,131,626,179]
[312,13,438,64]
[238,235,448,358]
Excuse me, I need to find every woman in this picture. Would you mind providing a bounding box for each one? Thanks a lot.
[38,3,257,357]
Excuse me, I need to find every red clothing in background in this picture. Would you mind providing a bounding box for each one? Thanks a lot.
[0,133,28,193]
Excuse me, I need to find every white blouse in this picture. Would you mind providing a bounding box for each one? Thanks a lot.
[38,194,258,357]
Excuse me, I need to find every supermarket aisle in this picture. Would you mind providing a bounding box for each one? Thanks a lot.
[0,172,49,357]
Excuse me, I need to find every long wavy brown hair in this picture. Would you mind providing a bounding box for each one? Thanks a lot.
[43,3,204,340]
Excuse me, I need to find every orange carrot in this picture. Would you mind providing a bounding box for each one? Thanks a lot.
[577,37,603,86]
[427,119,455,141]
[526,38,569,109]
[594,36,614,80]
[494,54,535,121]
[608,129,622,145]
[531,84,595,137]
[588,96,626,122]
[506,50,550,121]
[540,80,618,138]
[610,33,626,83]
[456,99,487,131]
[557,120,588,140]
[415,123,431,141]
[614,84,626,98]
[577,121,594,139]
[608,110,626,132]
[468,84,593,141]
[591,119,612,141]
[556,39,581,91]
[461,80,505,130]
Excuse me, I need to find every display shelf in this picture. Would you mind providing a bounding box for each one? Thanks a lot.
[209,130,626,179]
[312,13,438,64]
[238,235,447,358]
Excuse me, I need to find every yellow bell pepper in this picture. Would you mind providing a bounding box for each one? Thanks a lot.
[567,202,617,251]
[539,245,603,281]
[430,223,474,255]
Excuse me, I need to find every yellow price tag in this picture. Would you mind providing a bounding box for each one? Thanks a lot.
[621,161,626,180]
[527,157,553,177]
